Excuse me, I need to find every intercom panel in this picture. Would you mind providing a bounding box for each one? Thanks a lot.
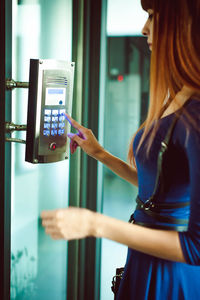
[25,59,74,163]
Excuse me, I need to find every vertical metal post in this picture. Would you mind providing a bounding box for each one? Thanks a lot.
[0,0,6,296]
[0,0,12,299]
[67,0,84,299]
[67,0,107,299]
[80,1,104,299]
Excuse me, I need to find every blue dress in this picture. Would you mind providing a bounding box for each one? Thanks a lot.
[117,98,200,300]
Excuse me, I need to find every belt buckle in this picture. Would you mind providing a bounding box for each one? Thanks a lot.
[141,199,155,211]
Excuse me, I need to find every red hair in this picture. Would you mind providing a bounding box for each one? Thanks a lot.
[128,0,200,165]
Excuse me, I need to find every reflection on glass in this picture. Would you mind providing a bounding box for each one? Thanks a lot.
[11,0,72,299]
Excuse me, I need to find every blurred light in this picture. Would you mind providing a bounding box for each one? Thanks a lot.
[117,75,124,82]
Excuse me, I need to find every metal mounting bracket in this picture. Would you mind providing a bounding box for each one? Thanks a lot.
[6,78,29,91]
[5,122,27,133]
[5,137,26,144]
[5,122,27,144]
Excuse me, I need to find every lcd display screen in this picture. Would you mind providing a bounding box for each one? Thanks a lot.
[45,88,66,105]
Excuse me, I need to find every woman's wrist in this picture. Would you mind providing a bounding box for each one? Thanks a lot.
[90,211,104,238]
[94,148,111,163]
[91,212,115,239]
[92,146,107,162]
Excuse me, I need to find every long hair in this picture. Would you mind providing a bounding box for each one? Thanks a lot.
[128,0,200,165]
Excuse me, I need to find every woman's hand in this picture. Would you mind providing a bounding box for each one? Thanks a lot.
[65,113,104,158]
[65,113,138,186]
[41,207,96,240]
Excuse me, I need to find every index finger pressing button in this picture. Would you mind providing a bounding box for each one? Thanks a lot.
[64,113,83,131]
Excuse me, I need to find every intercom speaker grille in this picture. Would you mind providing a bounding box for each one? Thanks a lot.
[46,76,68,86]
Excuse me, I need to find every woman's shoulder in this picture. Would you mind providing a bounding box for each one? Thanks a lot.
[179,98,200,129]
[174,98,200,146]
[183,98,200,117]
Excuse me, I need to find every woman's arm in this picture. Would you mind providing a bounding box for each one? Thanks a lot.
[95,213,185,262]
[66,113,138,186]
[95,150,138,186]
[41,207,185,263]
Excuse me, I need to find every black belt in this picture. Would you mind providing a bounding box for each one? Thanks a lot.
[128,196,189,231]
[136,195,190,211]
[129,219,188,232]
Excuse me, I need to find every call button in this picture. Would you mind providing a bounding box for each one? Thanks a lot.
[49,142,57,151]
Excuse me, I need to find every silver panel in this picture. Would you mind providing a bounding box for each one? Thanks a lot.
[25,59,74,163]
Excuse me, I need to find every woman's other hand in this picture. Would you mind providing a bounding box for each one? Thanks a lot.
[65,113,104,159]
[41,207,96,240]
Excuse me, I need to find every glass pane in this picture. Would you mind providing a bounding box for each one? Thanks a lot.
[100,1,150,299]
[10,0,72,299]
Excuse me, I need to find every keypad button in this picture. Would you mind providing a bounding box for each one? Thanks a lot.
[58,129,65,136]
[44,123,50,129]
[44,109,51,116]
[44,116,51,122]
[52,116,58,122]
[43,130,50,136]
[59,122,65,129]
[59,109,66,115]
[52,110,59,116]
[51,123,58,129]
[51,130,57,136]
[59,115,65,122]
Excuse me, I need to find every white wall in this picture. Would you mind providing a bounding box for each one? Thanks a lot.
[107,0,147,36]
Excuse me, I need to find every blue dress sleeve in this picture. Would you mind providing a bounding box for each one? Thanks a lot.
[178,101,200,265]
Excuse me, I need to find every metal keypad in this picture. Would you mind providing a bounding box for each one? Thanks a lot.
[43,109,66,136]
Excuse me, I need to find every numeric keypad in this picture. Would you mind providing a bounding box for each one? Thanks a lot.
[43,109,66,137]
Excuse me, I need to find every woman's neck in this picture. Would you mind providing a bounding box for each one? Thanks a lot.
[161,86,195,119]
[177,86,195,100]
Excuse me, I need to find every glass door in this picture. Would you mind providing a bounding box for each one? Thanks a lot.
[100,1,150,299]
[9,0,72,299]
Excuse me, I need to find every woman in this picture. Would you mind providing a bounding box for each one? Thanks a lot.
[41,0,200,299]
